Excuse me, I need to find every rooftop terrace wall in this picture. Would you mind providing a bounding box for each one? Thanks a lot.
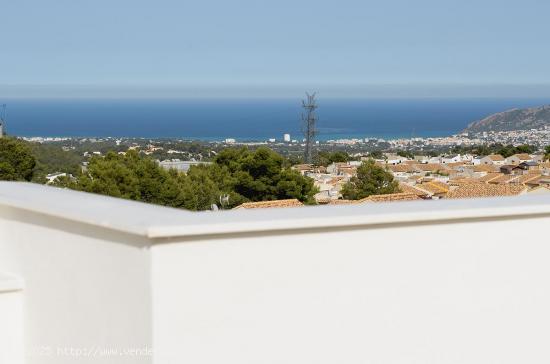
[1,182,549,363]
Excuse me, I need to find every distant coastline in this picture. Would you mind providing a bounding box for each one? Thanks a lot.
[3,97,550,140]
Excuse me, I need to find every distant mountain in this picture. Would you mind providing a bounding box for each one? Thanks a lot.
[463,105,550,134]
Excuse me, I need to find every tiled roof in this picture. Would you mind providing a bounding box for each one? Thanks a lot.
[360,192,422,203]
[473,164,500,173]
[398,183,430,197]
[417,181,449,195]
[515,173,541,184]
[415,163,448,172]
[233,199,304,209]
[487,154,505,161]
[338,166,357,174]
[477,173,504,183]
[446,183,527,199]
[512,153,532,161]
[329,192,422,205]
[328,199,356,205]
[444,162,466,168]
[488,174,519,184]
[291,164,313,170]
[525,176,550,187]
[449,178,480,185]
[388,164,417,173]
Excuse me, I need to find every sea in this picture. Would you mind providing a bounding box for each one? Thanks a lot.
[2,98,549,141]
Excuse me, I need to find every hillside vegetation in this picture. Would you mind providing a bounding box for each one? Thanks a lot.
[464,105,550,133]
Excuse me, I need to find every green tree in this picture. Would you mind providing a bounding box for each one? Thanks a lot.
[61,150,189,206]
[544,145,550,161]
[315,151,350,166]
[0,137,36,181]
[214,147,317,204]
[397,150,414,159]
[513,144,535,154]
[368,150,384,159]
[341,159,399,200]
[57,146,317,210]
[30,143,83,183]
[495,144,535,158]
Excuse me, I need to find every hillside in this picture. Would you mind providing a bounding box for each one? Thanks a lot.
[463,105,550,134]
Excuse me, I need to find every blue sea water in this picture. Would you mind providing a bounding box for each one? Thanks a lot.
[2,98,549,141]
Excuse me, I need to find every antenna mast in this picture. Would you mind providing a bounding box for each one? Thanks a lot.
[301,92,318,163]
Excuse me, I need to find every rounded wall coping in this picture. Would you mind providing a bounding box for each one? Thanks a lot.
[1,182,550,241]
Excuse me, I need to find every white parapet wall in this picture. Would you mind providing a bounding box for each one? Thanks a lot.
[0,183,154,364]
[1,181,550,364]
[0,273,24,364]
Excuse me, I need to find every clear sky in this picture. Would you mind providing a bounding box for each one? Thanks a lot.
[2,0,550,97]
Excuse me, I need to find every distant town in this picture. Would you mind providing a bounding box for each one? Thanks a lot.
[0,95,547,209]
[12,123,549,208]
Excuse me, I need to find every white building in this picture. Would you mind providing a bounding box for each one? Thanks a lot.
[441,155,461,164]
[158,159,212,173]
[428,156,441,164]
[472,156,483,165]
[2,182,550,364]
[505,153,533,165]
[283,133,291,142]
[480,154,506,165]
[381,154,406,165]
[45,172,70,184]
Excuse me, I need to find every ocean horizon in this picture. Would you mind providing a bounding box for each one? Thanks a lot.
[3,97,549,141]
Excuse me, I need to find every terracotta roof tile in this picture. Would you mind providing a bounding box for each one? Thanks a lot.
[525,176,550,187]
[417,181,449,194]
[415,163,448,172]
[487,154,505,161]
[329,192,422,205]
[291,164,313,171]
[512,153,532,161]
[398,183,430,197]
[359,192,422,203]
[449,178,480,185]
[488,174,520,184]
[446,183,527,199]
[388,164,417,173]
[444,162,466,168]
[477,173,504,183]
[515,173,542,184]
[473,164,500,173]
[328,199,357,205]
[233,199,303,209]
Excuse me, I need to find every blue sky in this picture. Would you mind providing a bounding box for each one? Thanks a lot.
[2,0,550,97]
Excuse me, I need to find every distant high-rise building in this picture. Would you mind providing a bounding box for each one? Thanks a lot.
[283,133,291,142]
